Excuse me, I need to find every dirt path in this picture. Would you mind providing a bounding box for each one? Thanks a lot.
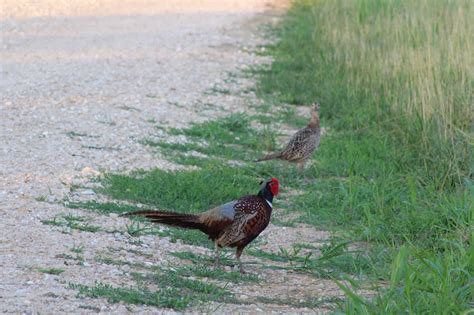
[0,1,344,313]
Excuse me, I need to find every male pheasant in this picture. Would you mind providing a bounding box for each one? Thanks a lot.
[120,178,279,273]
[256,103,321,172]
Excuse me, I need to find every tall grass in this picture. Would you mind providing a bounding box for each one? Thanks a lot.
[257,0,473,312]
[260,0,473,188]
[319,0,473,129]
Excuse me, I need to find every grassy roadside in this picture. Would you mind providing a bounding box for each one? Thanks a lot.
[60,0,473,312]
[64,107,376,310]
[256,0,473,313]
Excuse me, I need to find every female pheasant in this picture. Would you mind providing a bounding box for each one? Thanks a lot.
[256,103,321,172]
[120,178,279,273]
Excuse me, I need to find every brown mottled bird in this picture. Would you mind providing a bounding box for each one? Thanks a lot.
[120,178,279,273]
[256,103,321,172]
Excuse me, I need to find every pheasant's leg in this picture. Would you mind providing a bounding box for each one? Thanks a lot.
[236,247,246,274]
[214,240,221,269]
[297,161,306,173]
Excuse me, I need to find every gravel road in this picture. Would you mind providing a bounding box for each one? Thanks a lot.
[0,1,344,313]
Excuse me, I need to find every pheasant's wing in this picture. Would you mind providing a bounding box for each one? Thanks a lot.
[216,196,262,246]
[200,200,237,222]
[218,211,258,246]
[198,200,237,238]
[281,128,316,161]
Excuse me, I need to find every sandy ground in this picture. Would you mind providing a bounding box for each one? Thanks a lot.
[0,1,347,313]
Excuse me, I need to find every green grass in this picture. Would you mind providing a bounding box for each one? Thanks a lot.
[71,267,237,310]
[66,131,93,138]
[117,105,140,112]
[123,220,212,248]
[204,85,232,95]
[132,270,234,302]
[256,296,343,310]
[37,267,65,275]
[71,282,190,309]
[70,244,84,254]
[95,256,149,269]
[259,0,472,187]
[169,251,235,267]
[143,113,276,162]
[93,165,272,213]
[335,243,473,313]
[41,214,101,233]
[127,248,153,258]
[248,241,387,280]
[171,265,260,283]
[65,200,141,215]
[151,227,211,247]
[254,0,473,313]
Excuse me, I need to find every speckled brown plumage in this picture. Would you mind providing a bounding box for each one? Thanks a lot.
[256,103,321,171]
[120,178,279,273]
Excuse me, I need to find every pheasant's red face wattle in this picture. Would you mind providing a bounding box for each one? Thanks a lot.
[270,178,279,196]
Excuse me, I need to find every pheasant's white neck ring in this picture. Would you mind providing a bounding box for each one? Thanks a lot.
[265,199,272,208]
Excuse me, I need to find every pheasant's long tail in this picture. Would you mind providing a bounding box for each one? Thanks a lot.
[255,151,282,162]
[120,210,206,231]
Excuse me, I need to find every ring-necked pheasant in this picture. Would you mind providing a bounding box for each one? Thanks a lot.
[120,178,279,273]
[256,102,321,172]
